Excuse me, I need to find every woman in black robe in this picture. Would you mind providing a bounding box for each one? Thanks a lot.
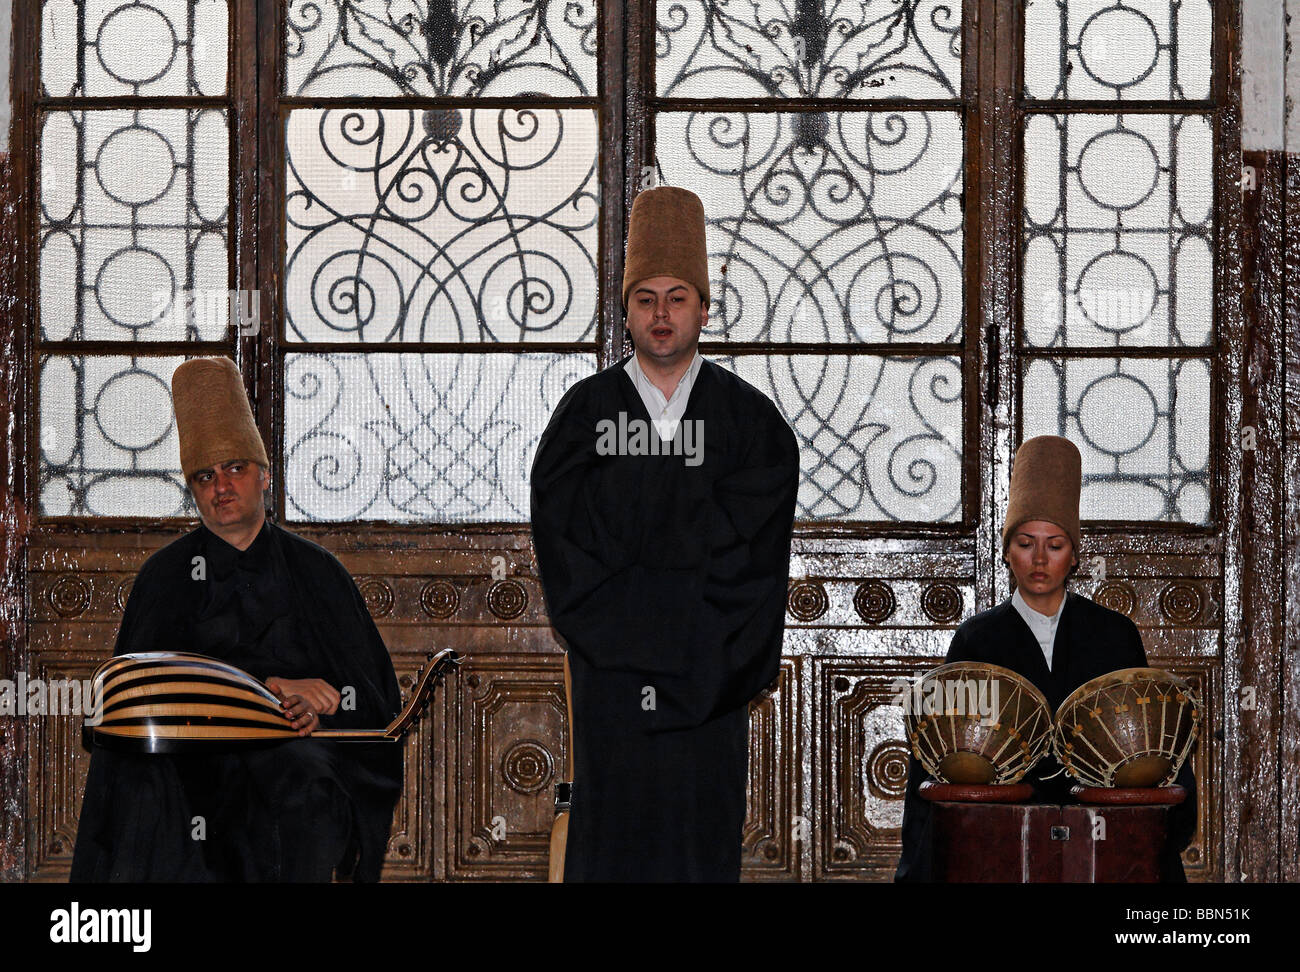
[895,435,1198,883]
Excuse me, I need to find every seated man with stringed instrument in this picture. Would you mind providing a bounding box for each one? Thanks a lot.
[72,357,405,882]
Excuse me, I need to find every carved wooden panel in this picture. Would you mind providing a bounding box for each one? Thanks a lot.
[1163,663,1218,881]
[26,559,147,880]
[813,657,940,881]
[1075,561,1223,633]
[379,653,438,880]
[447,653,568,880]
[741,658,798,881]
[784,577,973,629]
[25,651,100,881]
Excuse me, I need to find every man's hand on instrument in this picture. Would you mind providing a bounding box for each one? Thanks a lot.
[266,677,341,735]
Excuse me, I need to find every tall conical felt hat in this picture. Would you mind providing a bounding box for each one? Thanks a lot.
[171,357,269,480]
[621,185,710,310]
[1001,435,1082,555]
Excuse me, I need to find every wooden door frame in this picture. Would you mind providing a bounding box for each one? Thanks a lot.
[1283,153,1300,884]
[1,0,39,882]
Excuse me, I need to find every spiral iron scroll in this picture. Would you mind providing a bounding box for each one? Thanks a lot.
[285,107,599,344]
[286,0,598,97]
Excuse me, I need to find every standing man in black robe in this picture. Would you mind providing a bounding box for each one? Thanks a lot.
[895,435,1198,882]
[71,357,403,882]
[530,186,800,881]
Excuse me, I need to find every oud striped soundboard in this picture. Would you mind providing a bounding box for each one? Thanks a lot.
[83,649,459,754]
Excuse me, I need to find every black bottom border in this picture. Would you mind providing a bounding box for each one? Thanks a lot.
[1,879,1290,957]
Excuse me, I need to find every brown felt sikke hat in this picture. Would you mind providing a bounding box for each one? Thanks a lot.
[171,357,269,480]
[621,185,711,311]
[1001,435,1082,555]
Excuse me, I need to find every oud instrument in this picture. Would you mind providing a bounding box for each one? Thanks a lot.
[82,648,459,753]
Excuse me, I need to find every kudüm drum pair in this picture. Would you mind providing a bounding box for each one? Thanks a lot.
[904,662,1201,794]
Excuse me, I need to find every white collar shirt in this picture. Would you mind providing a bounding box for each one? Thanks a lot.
[1011,586,1066,670]
[624,350,703,442]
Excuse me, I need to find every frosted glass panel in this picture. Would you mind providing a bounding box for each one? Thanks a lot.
[39,355,195,517]
[717,355,961,522]
[657,0,962,99]
[1022,113,1212,348]
[1023,356,1210,523]
[284,352,596,522]
[284,108,599,344]
[1024,0,1211,101]
[657,110,963,344]
[41,0,228,97]
[40,109,231,342]
[285,0,597,97]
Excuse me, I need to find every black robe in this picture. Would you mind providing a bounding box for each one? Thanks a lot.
[71,520,403,882]
[895,590,1199,883]
[530,356,800,881]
